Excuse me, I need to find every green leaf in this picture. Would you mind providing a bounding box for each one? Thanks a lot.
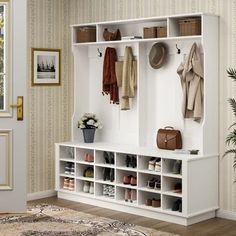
[228,98,236,118]
[226,130,236,146]
[227,68,236,82]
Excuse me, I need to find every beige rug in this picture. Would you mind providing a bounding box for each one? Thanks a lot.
[0,204,178,236]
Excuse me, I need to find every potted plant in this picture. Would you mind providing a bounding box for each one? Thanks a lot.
[224,68,236,173]
[78,113,102,143]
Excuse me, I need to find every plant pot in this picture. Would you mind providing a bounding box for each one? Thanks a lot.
[82,128,95,143]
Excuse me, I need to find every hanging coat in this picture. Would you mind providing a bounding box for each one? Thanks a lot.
[177,42,204,122]
[115,46,137,110]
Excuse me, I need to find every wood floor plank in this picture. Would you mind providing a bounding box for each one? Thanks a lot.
[28,197,236,236]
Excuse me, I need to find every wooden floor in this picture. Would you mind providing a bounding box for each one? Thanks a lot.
[29,197,236,236]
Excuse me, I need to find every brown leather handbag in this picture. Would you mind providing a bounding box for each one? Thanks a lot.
[156,126,182,150]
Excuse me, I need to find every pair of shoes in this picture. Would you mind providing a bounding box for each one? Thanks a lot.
[83,167,94,178]
[146,198,161,208]
[147,178,161,190]
[104,151,115,165]
[126,155,137,168]
[173,183,182,193]
[83,181,94,194]
[123,175,137,186]
[63,178,75,191]
[103,168,115,182]
[124,189,137,203]
[148,158,161,172]
[84,153,94,162]
[172,199,182,212]
[172,160,182,174]
[103,185,115,198]
[64,162,75,175]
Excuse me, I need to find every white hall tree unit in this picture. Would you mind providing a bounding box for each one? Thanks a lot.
[55,13,219,225]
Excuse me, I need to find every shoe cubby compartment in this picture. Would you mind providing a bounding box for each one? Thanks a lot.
[162,159,182,177]
[116,169,137,188]
[59,160,75,177]
[95,150,115,167]
[138,155,161,173]
[138,190,161,209]
[162,177,182,197]
[116,153,137,170]
[60,176,75,192]
[138,173,161,192]
[76,148,94,163]
[76,179,94,195]
[95,183,115,199]
[95,166,115,183]
[116,186,137,204]
[76,163,94,180]
[162,195,182,214]
[59,146,74,161]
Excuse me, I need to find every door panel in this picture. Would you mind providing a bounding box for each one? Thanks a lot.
[0,0,26,212]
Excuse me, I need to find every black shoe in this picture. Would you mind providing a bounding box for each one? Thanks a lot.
[109,152,115,164]
[110,168,114,182]
[131,155,137,168]
[103,168,110,181]
[172,199,182,211]
[126,155,131,167]
[104,151,110,164]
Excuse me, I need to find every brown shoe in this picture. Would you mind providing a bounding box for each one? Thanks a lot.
[130,176,137,186]
[146,199,152,206]
[152,199,161,208]
[123,175,132,184]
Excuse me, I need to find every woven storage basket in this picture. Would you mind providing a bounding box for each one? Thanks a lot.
[77,27,96,43]
[179,18,201,36]
[157,26,167,38]
[143,27,157,38]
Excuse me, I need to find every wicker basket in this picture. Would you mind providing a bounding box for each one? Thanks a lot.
[143,27,157,38]
[179,18,201,36]
[157,26,167,38]
[77,27,96,43]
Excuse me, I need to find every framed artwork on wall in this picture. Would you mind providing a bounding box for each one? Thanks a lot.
[31,48,61,86]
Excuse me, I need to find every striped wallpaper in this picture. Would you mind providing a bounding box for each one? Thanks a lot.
[28,0,236,212]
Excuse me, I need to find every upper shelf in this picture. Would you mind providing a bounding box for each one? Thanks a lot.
[71,13,217,46]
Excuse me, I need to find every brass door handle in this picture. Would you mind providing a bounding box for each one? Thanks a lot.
[10,96,23,120]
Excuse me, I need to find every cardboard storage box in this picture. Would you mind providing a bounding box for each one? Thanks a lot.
[77,27,96,43]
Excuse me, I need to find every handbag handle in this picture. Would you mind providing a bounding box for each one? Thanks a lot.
[164,126,174,130]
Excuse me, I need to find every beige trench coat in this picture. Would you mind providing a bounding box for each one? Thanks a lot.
[177,42,204,122]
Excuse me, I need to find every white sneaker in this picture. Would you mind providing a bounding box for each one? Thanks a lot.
[89,182,94,194]
[83,181,90,193]
[155,161,161,172]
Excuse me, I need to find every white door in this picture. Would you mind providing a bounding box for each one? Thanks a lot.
[0,0,26,212]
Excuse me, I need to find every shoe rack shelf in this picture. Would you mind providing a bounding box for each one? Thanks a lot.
[56,142,218,225]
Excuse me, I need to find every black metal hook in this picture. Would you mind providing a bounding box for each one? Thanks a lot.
[176,44,181,54]
[97,48,102,57]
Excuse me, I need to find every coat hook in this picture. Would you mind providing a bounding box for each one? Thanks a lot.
[176,44,181,54]
[97,48,102,57]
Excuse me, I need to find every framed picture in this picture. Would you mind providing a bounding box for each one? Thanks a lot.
[31,48,61,86]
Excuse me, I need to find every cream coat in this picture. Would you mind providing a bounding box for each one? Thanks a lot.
[177,42,204,122]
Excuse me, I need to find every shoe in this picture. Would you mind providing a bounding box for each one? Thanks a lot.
[130,189,137,203]
[108,185,115,198]
[103,184,109,196]
[154,180,161,190]
[131,155,137,168]
[103,168,110,181]
[146,199,152,206]
[110,168,114,182]
[89,182,94,194]
[64,162,72,175]
[124,188,131,202]
[83,181,90,193]
[123,175,132,184]
[63,177,69,190]
[68,178,75,191]
[172,199,182,211]
[172,160,181,174]
[104,151,110,163]
[152,199,161,208]
[148,158,156,171]
[83,167,94,178]
[173,183,182,193]
[70,163,75,175]
[154,159,161,172]
[104,151,115,165]
[126,155,131,167]
[130,176,137,186]
[147,178,156,188]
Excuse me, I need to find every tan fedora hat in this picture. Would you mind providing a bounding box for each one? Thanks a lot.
[149,42,167,69]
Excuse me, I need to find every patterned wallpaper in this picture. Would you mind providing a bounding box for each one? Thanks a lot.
[28,0,236,212]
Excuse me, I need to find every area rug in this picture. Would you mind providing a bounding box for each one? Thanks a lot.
[0,204,178,236]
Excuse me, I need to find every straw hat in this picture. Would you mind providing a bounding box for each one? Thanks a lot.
[149,42,167,69]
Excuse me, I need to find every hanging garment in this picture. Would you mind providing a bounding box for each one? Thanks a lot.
[115,46,137,110]
[102,47,119,104]
[177,42,204,122]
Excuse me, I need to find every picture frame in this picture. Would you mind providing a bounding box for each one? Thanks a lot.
[31,48,61,86]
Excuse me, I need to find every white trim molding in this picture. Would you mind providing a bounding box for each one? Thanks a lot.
[27,190,56,201]
[217,209,236,221]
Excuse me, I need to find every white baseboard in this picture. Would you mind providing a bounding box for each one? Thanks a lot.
[27,190,57,201]
[217,209,236,221]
